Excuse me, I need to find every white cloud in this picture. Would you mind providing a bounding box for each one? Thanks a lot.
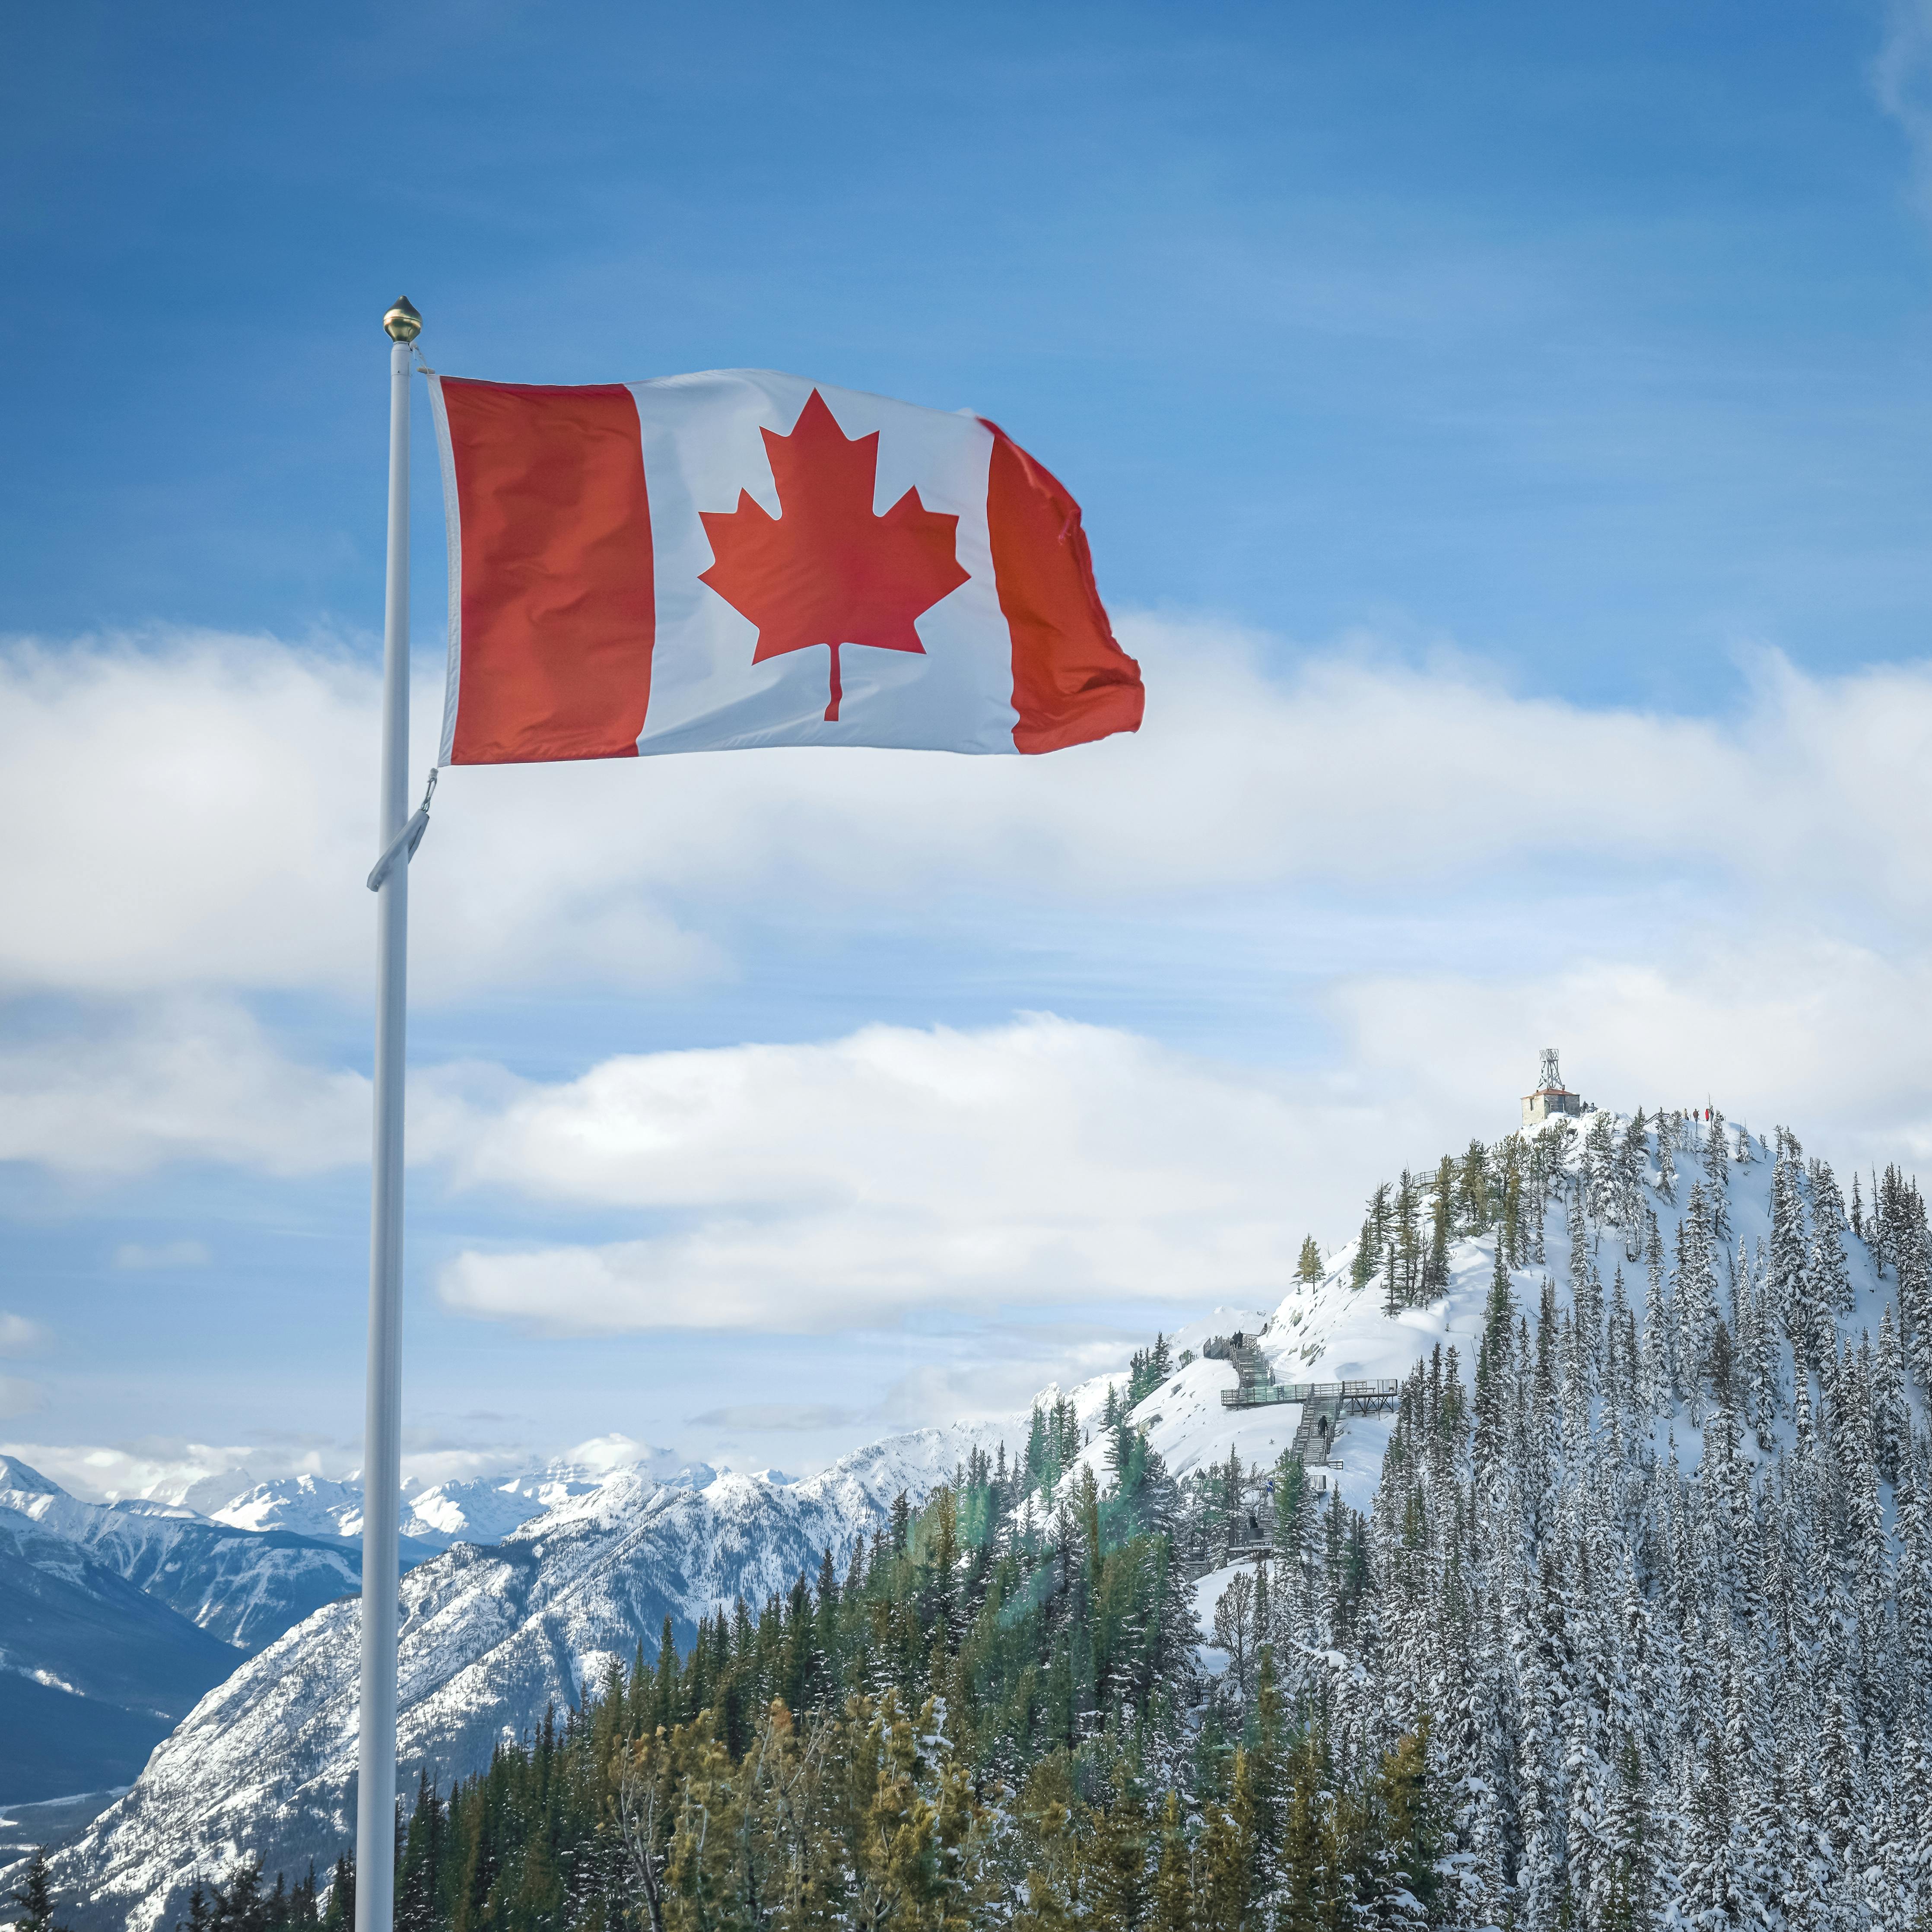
[1334,931,1932,1168]
[433,1014,1408,1333]
[0,636,378,1000]
[429,943,1932,1337]
[563,1432,674,1475]
[872,1335,1140,1430]
[0,1315,50,1358]
[111,1240,213,1271]
[11,622,1932,1018]
[11,618,1932,1209]
[0,1439,291,1505]
[0,997,367,1178]
[686,1403,865,1431]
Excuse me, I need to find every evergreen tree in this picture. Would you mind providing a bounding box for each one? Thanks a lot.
[1877,1304,1909,1487]
[1150,1790,1194,1932]
[1702,1104,1731,1242]
[1768,1149,1811,1364]
[173,1118,1932,1932]
[1354,1182,1393,1292]
[1641,1208,1673,1412]
[1810,1157,1855,1318]
[1424,1154,1454,1300]
[1674,1183,1720,1413]
[1457,1138,1493,1235]
[7,1853,70,1932]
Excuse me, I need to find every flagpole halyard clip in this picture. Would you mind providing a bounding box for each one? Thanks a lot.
[366,767,438,893]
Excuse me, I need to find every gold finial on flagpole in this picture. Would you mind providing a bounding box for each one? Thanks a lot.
[383,297,423,343]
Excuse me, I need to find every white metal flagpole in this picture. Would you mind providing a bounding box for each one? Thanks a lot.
[356,294,421,1932]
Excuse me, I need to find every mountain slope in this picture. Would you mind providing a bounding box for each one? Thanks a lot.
[46,1426,1002,1930]
[0,1505,240,1804]
[0,1455,681,1806]
[0,1466,375,1655]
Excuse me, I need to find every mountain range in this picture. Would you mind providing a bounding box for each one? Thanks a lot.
[32,1426,1021,1929]
[0,1451,689,1808]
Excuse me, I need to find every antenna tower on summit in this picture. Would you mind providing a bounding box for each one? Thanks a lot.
[1523,1046,1586,1127]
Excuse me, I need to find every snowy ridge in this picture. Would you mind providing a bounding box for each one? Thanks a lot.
[0,1469,368,1656]
[0,1449,698,1806]
[1051,1115,1808,1525]
[202,1462,645,1554]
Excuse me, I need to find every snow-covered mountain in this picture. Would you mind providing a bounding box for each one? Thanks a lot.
[0,1460,372,1657]
[394,1468,605,1548]
[202,1472,368,1543]
[0,1442,721,1793]
[31,1100,1876,1928]
[11,1264,1406,1918]
[0,1443,702,1808]
[201,1449,686,1551]
[46,1425,1004,1930]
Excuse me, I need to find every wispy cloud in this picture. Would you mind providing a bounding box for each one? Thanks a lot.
[1876,0,1932,212]
[111,1239,213,1271]
[0,1314,50,1357]
[685,1404,865,1432]
[7,620,1932,1228]
[0,1377,48,1421]
[0,998,366,1178]
[432,1014,1318,1334]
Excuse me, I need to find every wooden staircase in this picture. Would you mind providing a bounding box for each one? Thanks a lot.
[1287,1389,1345,1467]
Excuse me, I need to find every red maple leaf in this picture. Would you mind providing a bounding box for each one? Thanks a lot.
[699,390,971,721]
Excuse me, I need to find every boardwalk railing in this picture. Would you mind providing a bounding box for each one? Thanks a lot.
[1219,1376,1399,1411]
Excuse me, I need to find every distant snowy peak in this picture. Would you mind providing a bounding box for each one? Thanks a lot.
[0,1467,367,1658]
[196,1446,701,1552]
[0,1454,64,1496]
[167,1467,260,1517]
[210,1473,366,1541]
[399,1471,588,1547]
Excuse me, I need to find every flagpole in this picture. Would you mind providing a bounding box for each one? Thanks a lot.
[356,294,420,1932]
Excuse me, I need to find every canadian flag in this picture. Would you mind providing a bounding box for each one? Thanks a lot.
[425,370,1144,764]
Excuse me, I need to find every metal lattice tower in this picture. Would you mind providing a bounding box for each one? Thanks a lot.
[1538,1047,1563,1092]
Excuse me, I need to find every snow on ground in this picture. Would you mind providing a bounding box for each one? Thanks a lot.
[210,1473,365,1540]
[1045,1240,1499,1500]
[1191,1563,1250,1637]
[1141,1369,1301,1484]
[1048,1114,1828,1538]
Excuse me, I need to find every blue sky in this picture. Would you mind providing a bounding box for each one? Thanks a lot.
[13,2,1932,697]
[9,1,1932,1498]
